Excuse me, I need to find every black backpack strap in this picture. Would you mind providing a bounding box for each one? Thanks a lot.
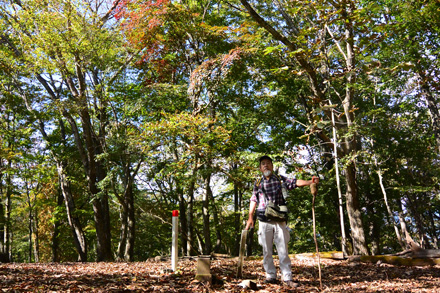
[254,176,265,205]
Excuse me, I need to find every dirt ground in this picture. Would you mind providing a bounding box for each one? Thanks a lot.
[1,256,440,292]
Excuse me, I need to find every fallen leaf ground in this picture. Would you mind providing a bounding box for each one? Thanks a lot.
[1,256,440,292]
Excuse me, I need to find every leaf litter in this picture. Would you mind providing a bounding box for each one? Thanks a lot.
[1,256,440,292]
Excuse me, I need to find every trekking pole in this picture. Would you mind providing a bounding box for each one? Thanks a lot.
[310,179,322,290]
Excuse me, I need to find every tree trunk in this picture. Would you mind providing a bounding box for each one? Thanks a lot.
[178,192,188,256]
[202,174,212,255]
[28,206,33,263]
[209,184,222,253]
[0,159,4,256]
[398,200,411,249]
[117,204,128,261]
[173,148,188,256]
[117,183,136,262]
[428,210,439,249]
[125,198,135,261]
[0,202,4,255]
[33,207,40,263]
[52,189,64,262]
[369,216,381,256]
[233,166,240,256]
[342,2,368,256]
[344,165,368,255]
[332,108,348,256]
[67,107,113,261]
[57,119,88,261]
[187,179,196,256]
[92,194,113,261]
[406,194,430,248]
[0,147,13,262]
[377,168,405,249]
[56,160,88,261]
[116,156,141,262]
[4,172,12,262]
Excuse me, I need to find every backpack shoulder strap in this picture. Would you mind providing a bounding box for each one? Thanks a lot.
[273,173,284,184]
[254,176,265,204]
[273,173,287,205]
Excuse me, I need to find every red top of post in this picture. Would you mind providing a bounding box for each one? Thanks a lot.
[172,210,179,217]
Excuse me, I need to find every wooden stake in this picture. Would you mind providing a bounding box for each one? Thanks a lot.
[236,229,248,278]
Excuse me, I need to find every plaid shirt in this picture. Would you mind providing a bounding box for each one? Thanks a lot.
[251,174,297,211]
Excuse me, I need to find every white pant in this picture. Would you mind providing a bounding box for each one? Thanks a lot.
[258,221,292,281]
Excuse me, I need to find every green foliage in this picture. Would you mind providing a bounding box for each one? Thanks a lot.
[0,0,439,262]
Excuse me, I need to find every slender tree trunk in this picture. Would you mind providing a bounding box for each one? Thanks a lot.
[125,194,135,261]
[208,185,222,252]
[5,176,11,262]
[33,207,40,263]
[0,159,4,256]
[187,181,196,256]
[377,169,405,249]
[120,189,135,261]
[28,207,33,262]
[332,108,348,256]
[428,210,439,249]
[369,217,381,256]
[57,119,88,261]
[0,164,6,260]
[0,202,4,255]
[52,189,64,262]
[117,203,127,261]
[406,194,430,248]
[202,173,212,255]
[117,147,142,262]
[173,148,188,256]
[56,160,88,261]
[233,165,240,256]
[117,183,136,261]
[398,201,411,249]
[0,146,13,262]
[178,192,188,256]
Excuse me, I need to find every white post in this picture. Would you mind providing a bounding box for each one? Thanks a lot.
[171,210,179,271]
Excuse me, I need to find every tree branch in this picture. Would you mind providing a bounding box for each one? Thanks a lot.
[239,0,325,100]
[325,24,347,61]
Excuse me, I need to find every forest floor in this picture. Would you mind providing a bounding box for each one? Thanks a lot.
[1,255,440,292]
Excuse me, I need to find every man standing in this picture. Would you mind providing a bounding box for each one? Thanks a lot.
[245,155,319,288]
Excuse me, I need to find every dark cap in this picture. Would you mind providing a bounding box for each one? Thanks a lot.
[259,155,273,164]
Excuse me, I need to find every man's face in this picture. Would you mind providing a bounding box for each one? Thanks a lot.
[259,159,273,177]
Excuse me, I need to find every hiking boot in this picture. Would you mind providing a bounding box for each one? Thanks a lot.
[264,278,278,284]
[283,280,299,288]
